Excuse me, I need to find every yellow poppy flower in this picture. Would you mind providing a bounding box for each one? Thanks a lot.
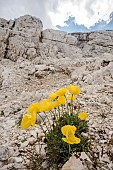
[49,92,57,100]
[67,95,76,101]
[27,102,40,114]
[78,112,88,120]
[52,101,59,108]
[57,96,66,105]
[61,125,77,136]
[30,112,37,126]
[61,125,80,144]
[39,99,49,110]
[68,84,80,95]
[40,99,50,105]
[56,88,67,96]
[62,135,80,144]
[21,112,36,129]
[40,99,53,112]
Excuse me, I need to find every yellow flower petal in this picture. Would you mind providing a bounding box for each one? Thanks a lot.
[27,102,40,114]
[73,137,81,144]
[49,92,57,100]
[68,84,80,95]
[40,99,50,105]
[61,125,77,136]
[62,136,80,144]
[21,113,32,129]
[57,96,66,105]
[31,112,37,126]
[21,112,37,129]
[61,125,80,144]
[62,137,75,144]
[67,95,76,101]
[56,88,67,96]
[52,101,59,108]
[67,134,81,144]
[78,112,88,120]
[40,100,53,112]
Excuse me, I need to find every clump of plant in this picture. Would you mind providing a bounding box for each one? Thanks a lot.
[26,151,44,170]
[21,84,90,167]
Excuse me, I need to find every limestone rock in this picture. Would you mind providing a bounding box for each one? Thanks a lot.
[14,157,23,163]
[0,146,9,161]
[71,65,86,81]
[0,15,113,170]
[61,155,88,170]
[43,29,66,43]
[100,154,110,163]
[0,18,9,28]
[41,160,48,169]
[30,130,37,138]
[0,28,9,59]
[2,118,15,129]
[35,144,46,156]
[14,15,43,36]
[35,64,47,71]
[35,70,49,79]
[80,152,91,162]
[20,141,29,148]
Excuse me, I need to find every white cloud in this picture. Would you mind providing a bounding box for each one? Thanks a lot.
[0,0,56,28]
[0,0,113,29]
[49,0,113,28]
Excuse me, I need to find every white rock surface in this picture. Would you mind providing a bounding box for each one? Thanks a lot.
[0,146,9,161]
[20,141,29,148]
[0,15,113,170]
[61,155,87,170]
[35,144,46,156]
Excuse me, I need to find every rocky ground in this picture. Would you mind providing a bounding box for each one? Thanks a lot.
[0,15,113,170]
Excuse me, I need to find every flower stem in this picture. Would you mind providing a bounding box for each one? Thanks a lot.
[54,108,58,121]
[65,95,69,114]
[69,144,71,157]
[37,113,50,132]
[43,112,52,130]
[70,95,73,115]
[58,106,60,118]
[61,105,64,116]
[38,122,46,135]
[71,94,74,114]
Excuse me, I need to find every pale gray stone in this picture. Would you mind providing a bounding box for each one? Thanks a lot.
[61,155,88,170]
[43,29,66,43]
[14,157,23,163]
[0,161,4,168]
[80,152,92,162]
[27,137,35,144]
[35,144,46,156]
[41,160,48,169]
[30,130,37,138]
[71,65,86,81]
[35,64,47,71]
[3,119,16,129]
[14,15,43,36]
[100,154,110,163]
[20,141,29,148]
[8,157,15,163]
[0,146,9,161]
[0,15,113,170]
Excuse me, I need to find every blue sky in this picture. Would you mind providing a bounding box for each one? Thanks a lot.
[0,0,113,32]
[57,12,113,32]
